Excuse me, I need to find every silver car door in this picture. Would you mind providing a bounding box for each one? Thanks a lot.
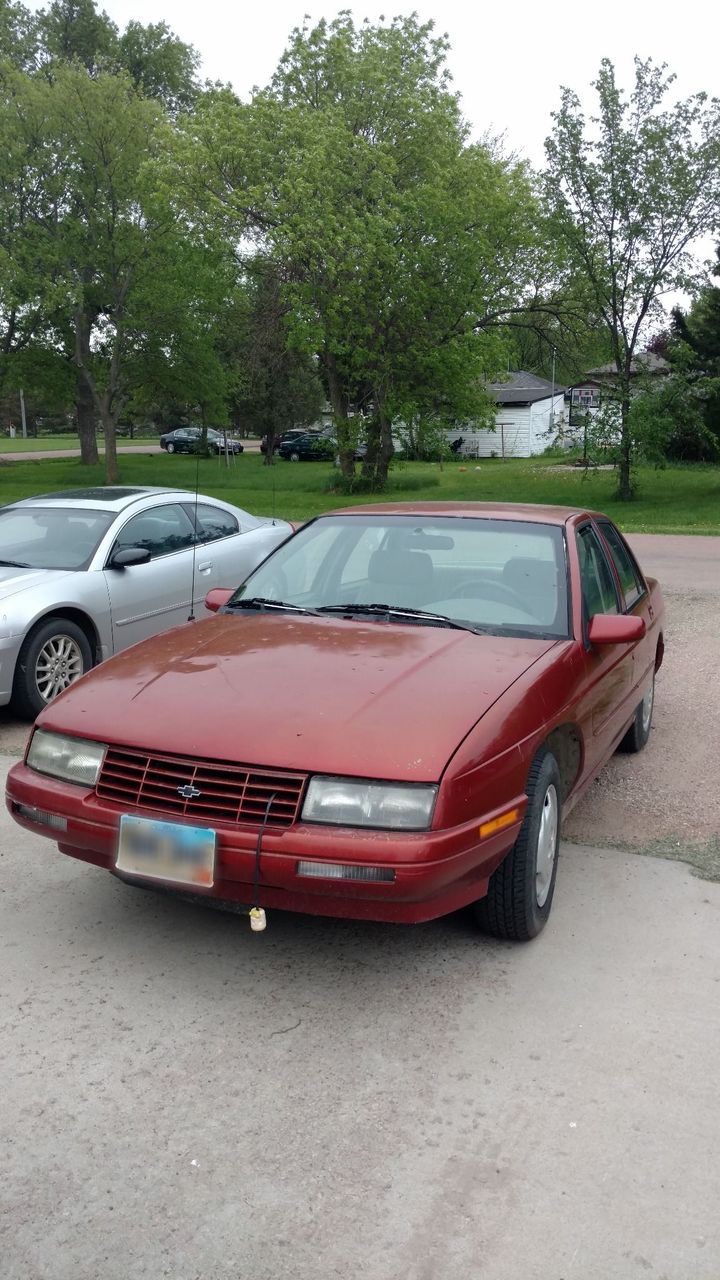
[103,503,199,652]
[187,503,281,596]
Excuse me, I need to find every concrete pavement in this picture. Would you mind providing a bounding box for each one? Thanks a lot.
[2,765,719,1280]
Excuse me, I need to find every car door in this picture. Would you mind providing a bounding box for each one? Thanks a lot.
[573,522,636,775]
[103,503,199,652]
[187,502,280,592]
[596,518,656,707]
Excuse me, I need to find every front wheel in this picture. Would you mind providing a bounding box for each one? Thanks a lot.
[166,442,175,454]
[289,450,301,462]
[12,618,93,718]
[474,749,561,941]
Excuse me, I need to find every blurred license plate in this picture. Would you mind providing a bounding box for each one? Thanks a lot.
[116,815,215,888]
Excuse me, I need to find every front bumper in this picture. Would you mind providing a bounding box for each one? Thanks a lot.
[6,763,526,924]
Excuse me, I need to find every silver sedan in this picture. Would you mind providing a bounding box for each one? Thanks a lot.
[0,486,293,717]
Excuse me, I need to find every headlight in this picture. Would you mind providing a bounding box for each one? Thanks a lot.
[302,777,437,830]
[26,730,107,787]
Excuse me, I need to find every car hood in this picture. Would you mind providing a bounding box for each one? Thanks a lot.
[39,614,557,781]
[0,566,76,601]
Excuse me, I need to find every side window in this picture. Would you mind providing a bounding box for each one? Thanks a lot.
[114,504,195,560]
[192,504,240,544]
[597,521,644,609]
[577,526,618,620]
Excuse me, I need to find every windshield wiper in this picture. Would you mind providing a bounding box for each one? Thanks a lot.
[0,558,32,568]
[223,596,320,616]
[316,603,488,635]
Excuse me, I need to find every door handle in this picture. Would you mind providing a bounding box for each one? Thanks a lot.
[198,561,213,573]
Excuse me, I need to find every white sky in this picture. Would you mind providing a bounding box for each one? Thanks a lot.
[52,0,718,169]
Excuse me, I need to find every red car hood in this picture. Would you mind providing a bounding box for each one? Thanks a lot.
[39,614,557,782]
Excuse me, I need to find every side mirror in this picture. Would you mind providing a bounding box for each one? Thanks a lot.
[109,546,151,569]
[205,587,234,613]
[588,613,646,645]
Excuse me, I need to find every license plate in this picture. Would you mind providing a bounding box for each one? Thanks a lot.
[116,815,215,888]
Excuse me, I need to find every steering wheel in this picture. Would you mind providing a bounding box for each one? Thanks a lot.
[448,577,526,607]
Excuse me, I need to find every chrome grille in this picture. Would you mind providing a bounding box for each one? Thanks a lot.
[97,746,306,828]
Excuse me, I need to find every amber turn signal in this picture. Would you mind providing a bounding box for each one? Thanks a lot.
[479,807,522,840]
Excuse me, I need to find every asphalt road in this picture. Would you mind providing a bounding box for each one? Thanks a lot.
[0,441,261,460]
[2,776,719,1280]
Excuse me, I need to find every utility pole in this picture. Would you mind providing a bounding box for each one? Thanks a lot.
[550,347,556,439]
[19,388,27,438]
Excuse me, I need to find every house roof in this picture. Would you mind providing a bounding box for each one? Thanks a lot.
[487,371,565,405]
[584,353,670,378]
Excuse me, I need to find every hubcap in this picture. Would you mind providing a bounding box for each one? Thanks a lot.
[535,784,559,908]
[641,681,654,735]
[35,635,84,703]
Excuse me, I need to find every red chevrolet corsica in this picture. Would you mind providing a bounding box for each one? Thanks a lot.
[6,503,664,941]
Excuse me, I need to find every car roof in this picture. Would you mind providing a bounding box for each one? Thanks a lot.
[9,487,203,513]
[321,501,605,525]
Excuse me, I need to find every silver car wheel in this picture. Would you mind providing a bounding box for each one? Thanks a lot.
[535,783,559,908]
[35,634,85,703]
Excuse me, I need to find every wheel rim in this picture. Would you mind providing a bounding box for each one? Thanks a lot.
[641,680,654,735]
[167,443,175,452]
[35,634,85,703]
[535,783,559,908]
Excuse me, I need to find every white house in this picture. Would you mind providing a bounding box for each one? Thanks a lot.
[448,371,566,458]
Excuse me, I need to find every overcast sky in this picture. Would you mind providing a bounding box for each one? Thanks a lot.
[41,0,718,169]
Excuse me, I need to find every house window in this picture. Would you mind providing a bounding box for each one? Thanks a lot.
[571,387,600,408]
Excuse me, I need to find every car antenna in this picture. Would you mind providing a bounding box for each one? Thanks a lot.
[271,464,276,525]
[188,448,200,621]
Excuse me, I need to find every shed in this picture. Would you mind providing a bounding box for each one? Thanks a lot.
[448,372,566,458]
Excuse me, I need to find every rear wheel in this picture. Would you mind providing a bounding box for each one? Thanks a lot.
[619,676,654,753]
[12,618,93,718]
[474,749,561,941]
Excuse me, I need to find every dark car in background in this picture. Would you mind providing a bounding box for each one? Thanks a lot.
[261,428,322,455]
[277,432,336,462]
[160,428,244,456]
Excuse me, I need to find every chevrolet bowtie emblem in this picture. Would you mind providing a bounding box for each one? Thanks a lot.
[177,784,202,800]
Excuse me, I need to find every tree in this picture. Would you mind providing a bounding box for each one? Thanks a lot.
[33,66,228,480]
[226,264,323,459]
[545,58,720,498]
[672,247,720,445]
[176,15,545,487]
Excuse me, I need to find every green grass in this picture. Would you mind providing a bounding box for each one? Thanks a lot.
[1,451,719,534]
[0,434,158,453]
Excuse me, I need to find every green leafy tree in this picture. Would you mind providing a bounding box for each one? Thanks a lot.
[176,15,546,488]
[671,247,720,445]
[545,58,720,498]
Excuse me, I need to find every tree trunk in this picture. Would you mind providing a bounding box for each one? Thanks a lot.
[322,349,354,478]
[362,394,393,489]
[99,398,119,484]
[75,315,99,465]
[617,372,633,500]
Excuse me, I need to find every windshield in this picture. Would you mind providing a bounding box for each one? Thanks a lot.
[230,515,570,639]
[0,506,115,571]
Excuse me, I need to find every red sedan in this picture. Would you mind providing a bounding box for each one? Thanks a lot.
[6,503,664,941]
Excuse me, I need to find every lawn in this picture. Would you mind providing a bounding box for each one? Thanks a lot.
[0,434,158,452]
[1,451,719,534]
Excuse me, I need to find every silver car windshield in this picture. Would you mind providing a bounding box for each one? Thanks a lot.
[0,507,116,571]
[230,515,570,640]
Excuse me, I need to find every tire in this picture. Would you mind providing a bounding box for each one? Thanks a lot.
[289,450,301,462]
[474,749,561,941]
[166,442,175,454]
[618,676,654,753]
[12,618,93,719]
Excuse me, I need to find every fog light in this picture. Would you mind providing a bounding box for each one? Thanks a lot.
[297,860,395,883]
[13,802,67,832]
